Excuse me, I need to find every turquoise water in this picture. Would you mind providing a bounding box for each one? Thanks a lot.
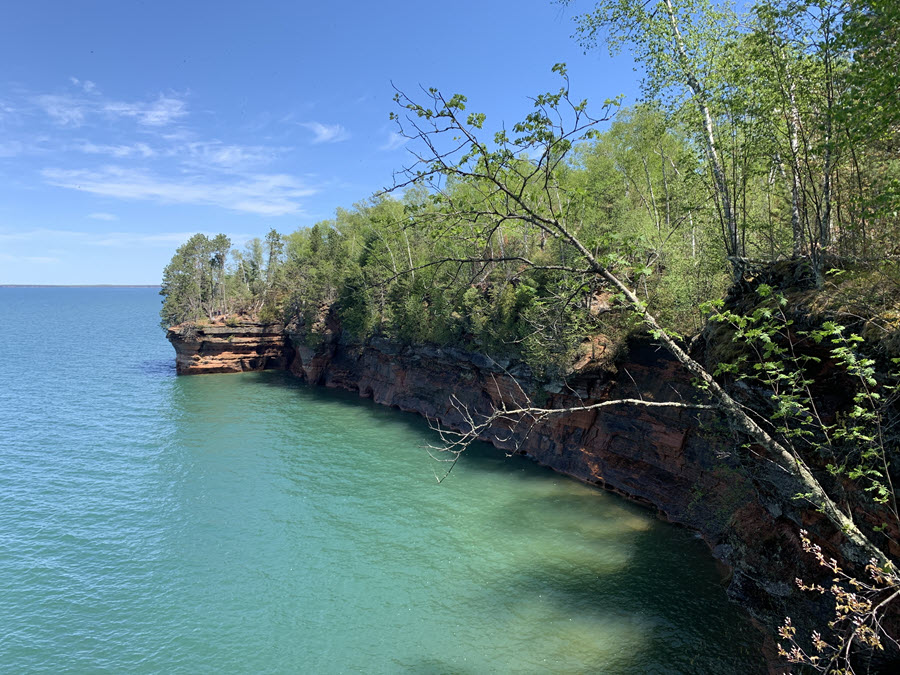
[0,287,762,673]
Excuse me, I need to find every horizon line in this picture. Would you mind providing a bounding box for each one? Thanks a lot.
[1,284,161,288]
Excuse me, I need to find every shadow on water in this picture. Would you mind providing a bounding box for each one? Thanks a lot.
[474,523,763,673]
[249,369,765,672]
[135,358,177,378]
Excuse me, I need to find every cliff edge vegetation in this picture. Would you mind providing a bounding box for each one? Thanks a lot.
[161,1,900,670]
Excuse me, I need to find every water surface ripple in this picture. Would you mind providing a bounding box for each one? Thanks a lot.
[0,288,763,673]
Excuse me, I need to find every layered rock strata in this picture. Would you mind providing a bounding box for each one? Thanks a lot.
[166,320,293,374]
[289,336,803,625]
[169,321,884,669]
[287,333,878,669]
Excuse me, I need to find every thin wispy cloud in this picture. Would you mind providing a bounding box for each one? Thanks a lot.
[0,227,251,248]
[35,94,86,126]
[13,79,325,221]
[91,231,211,247]
[43,166,317,216]
[74,141,156,158]
[93,230,256,249]
[0,99,18,120]
[0,252,60,264]
[33,85,188,129]
[0,228,86,243]
[301,121,350,144]
[184,141,281,171]
[71,138,282,172]
[84,82,97,93]
[103,95,187,127]
[380,131,408,151]
[69,77,97,93]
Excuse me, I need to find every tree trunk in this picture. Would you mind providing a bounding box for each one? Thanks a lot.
[663,0,739,263]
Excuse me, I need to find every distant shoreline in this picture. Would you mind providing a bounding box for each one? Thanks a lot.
[0,284,161,288]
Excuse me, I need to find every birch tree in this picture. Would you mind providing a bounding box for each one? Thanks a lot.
[388,64,893,568]
[560,0,744,264]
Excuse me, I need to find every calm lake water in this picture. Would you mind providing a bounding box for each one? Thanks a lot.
[0,287,763,673]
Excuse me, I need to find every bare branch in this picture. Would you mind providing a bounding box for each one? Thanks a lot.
[425,393,713,483]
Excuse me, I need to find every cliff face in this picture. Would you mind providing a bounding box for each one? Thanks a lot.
[166,320,294,374]
[288,335,812,637]
[167,320,857,666]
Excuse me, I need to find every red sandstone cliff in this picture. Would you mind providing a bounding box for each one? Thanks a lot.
[288,335,809,635]
[167,320,891,669]
[166,320,293,374]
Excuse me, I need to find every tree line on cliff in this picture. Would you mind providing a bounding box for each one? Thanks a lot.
[163,0,899,374]
[160,1,899,668]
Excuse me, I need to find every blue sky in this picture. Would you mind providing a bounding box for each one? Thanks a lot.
[0,0,641,284]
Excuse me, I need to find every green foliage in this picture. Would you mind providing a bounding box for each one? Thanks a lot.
[155,4,898,666]
[337,280,375,339]
[160,0,897,390]
[159,233,231,328]
[707,290,899,519]
[841,0,900,144]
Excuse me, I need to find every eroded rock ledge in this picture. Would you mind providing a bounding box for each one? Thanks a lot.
[166,320,294,374]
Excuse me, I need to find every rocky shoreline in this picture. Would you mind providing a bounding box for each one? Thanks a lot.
[167,319,855,671]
